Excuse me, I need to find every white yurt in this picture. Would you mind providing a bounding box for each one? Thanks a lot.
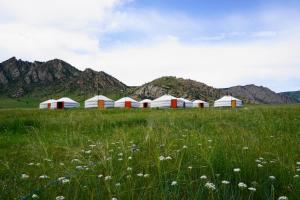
[214,95,242,108]
[178,98,193,108]
[151,94,184,108]
[84,95,114,109]
[39,99,56,109]
[193,100,209,108]
[114,97,139,108]
[139,99,152,108]
[54,97,80,109]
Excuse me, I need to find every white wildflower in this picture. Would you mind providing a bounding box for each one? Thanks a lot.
[118,153,123,156]
[32,194,39,199]
[126,175,131,179]
[56,196,65,200]
[89,144,96,148]
[128,156,132,160]
[76,166,84,170]
[238,182,247,188]
[44,158,52,162]
[242,146,249,150]
[115,182,121,187]
[183,145,188,149]
[208,139,212,143]
[159,156,166,161]
[269,176,276,180]
[84,150,91,154]
[28,162,34,166]
[127,167,132,171]
[222,180,230,184]
[296,168,300,172]
[233,168,241,172]
[144,174,150,178]
[98,174,103,178]
[171,181,177,186]
[36,163,41,166]
[296,162,300,165]
[294,174,299,178]
[278,196,288,200]
[166,156,172,160]
[21,174,29,179]
[205,182,216,190]
[188,166,192,169]
[118,158,123,161]
[257,164,263,168]
[112,197,118,200]
[248,187,256,191]
[104,176,112,181]
[39,175,49,179]
[62,179,70,184]
[200,175,207,180]
[137,173,143,177]
[71,159,81,163]
[59,162,65,166]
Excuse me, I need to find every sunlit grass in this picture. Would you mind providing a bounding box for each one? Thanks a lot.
[0,105,299,199]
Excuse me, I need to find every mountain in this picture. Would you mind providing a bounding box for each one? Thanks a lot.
[0,57,127,99]
[279,91,300,102]
[132,77,298,104]
[132,76,220,101]
[221,85,296,104]
[0,57,298,106]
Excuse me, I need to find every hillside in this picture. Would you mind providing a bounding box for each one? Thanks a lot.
[0,57,127,100]
[221,85,296,104]
[280,91,300,102]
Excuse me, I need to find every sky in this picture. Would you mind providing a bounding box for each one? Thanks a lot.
[0,0,299,92]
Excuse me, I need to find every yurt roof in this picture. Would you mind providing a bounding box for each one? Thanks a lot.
[115,97,138,103]
[40,99,56,104]
[153,94,177,101]
[178,97,192,103]
[215,95,241,102]
[140,99,152,103]
[193,100,207,103]
[56,97,79,103]
[85,95,113,102]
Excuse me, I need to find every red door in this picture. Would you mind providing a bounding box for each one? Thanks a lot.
[171,99,177,108]
[125,101,131,108]
[47,103,51,109]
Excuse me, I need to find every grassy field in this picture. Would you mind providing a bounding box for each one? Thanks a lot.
[0,105,299,200]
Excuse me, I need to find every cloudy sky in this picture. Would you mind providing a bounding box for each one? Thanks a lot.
[0,0,299,92]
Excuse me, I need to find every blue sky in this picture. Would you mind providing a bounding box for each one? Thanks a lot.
[0,0,299,92]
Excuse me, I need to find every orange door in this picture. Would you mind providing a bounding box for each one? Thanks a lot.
[47,103,51,109]
[125,101,131,108]
[98,100,105,108]
[231,100,236,108]
[171,99,177,108]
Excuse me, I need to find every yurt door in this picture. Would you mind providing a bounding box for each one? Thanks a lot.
[143,102,148,108]
[171,99,177,108]
[57,102,64,109]
[98,100,105,108]
[231,100,237,108]
[125,101,131,108]
[199,103,204,108]
[47,103,51,109]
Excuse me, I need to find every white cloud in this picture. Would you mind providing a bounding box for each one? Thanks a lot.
[0,1,299,92]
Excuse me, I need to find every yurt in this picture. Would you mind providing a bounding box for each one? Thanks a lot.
[39,99,56,109]
[178,98,193,108]
[214,95,242,108]
[139,99,152,108]
[151,94,184,108]
[84,95,114,109]
[114,97,139,108]
[54,97,80,109]
[193,100,209,108]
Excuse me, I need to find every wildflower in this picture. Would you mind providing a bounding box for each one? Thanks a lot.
[137,173,143,177]
[126,175,131,179]
[255,159,261,163]
[89,144,96,148]
[21,174,29,179]
[294,174,299,178]
[183,145,188,149]
[257,164,263,168]
[296,162,300,165]
[105,176,112,181]
[233,168,241,172]
[128,156,132,160]
[222,180,230,184]
[205,182,216,190]
[144,174,150,178]
[62,179,70,184]
[115,182,121,187]
[171,181,177,186]
[39,175,49,179]
[208,139,212,143]
[32,194,39,199]
[36,163,41,166]
[44,158,52,162]
[127,167,132,171]
[28,162,34,166]
[278,196,288,200]
[118,158,123,161]
[200,175,207,180]
[84,150,91,154]
[269,176,276,180]
[248,187,256,192]
[238,182,247,189]
[56,196,65,200]
[118,153,123,156]
[159,156,166,161]
[243,146,249,150]
[71,159,81,163]
[166,156,172,160]
[76,166,84,170]
[98,174,103,178]
[296,168,300,172]
[59,162,65,166]
[188,166,193,170]
[112,197,118,200]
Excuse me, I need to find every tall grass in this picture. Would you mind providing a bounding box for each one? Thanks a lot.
[0,105,299,199]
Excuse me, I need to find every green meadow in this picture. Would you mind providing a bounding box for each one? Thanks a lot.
[0,105,299,200]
